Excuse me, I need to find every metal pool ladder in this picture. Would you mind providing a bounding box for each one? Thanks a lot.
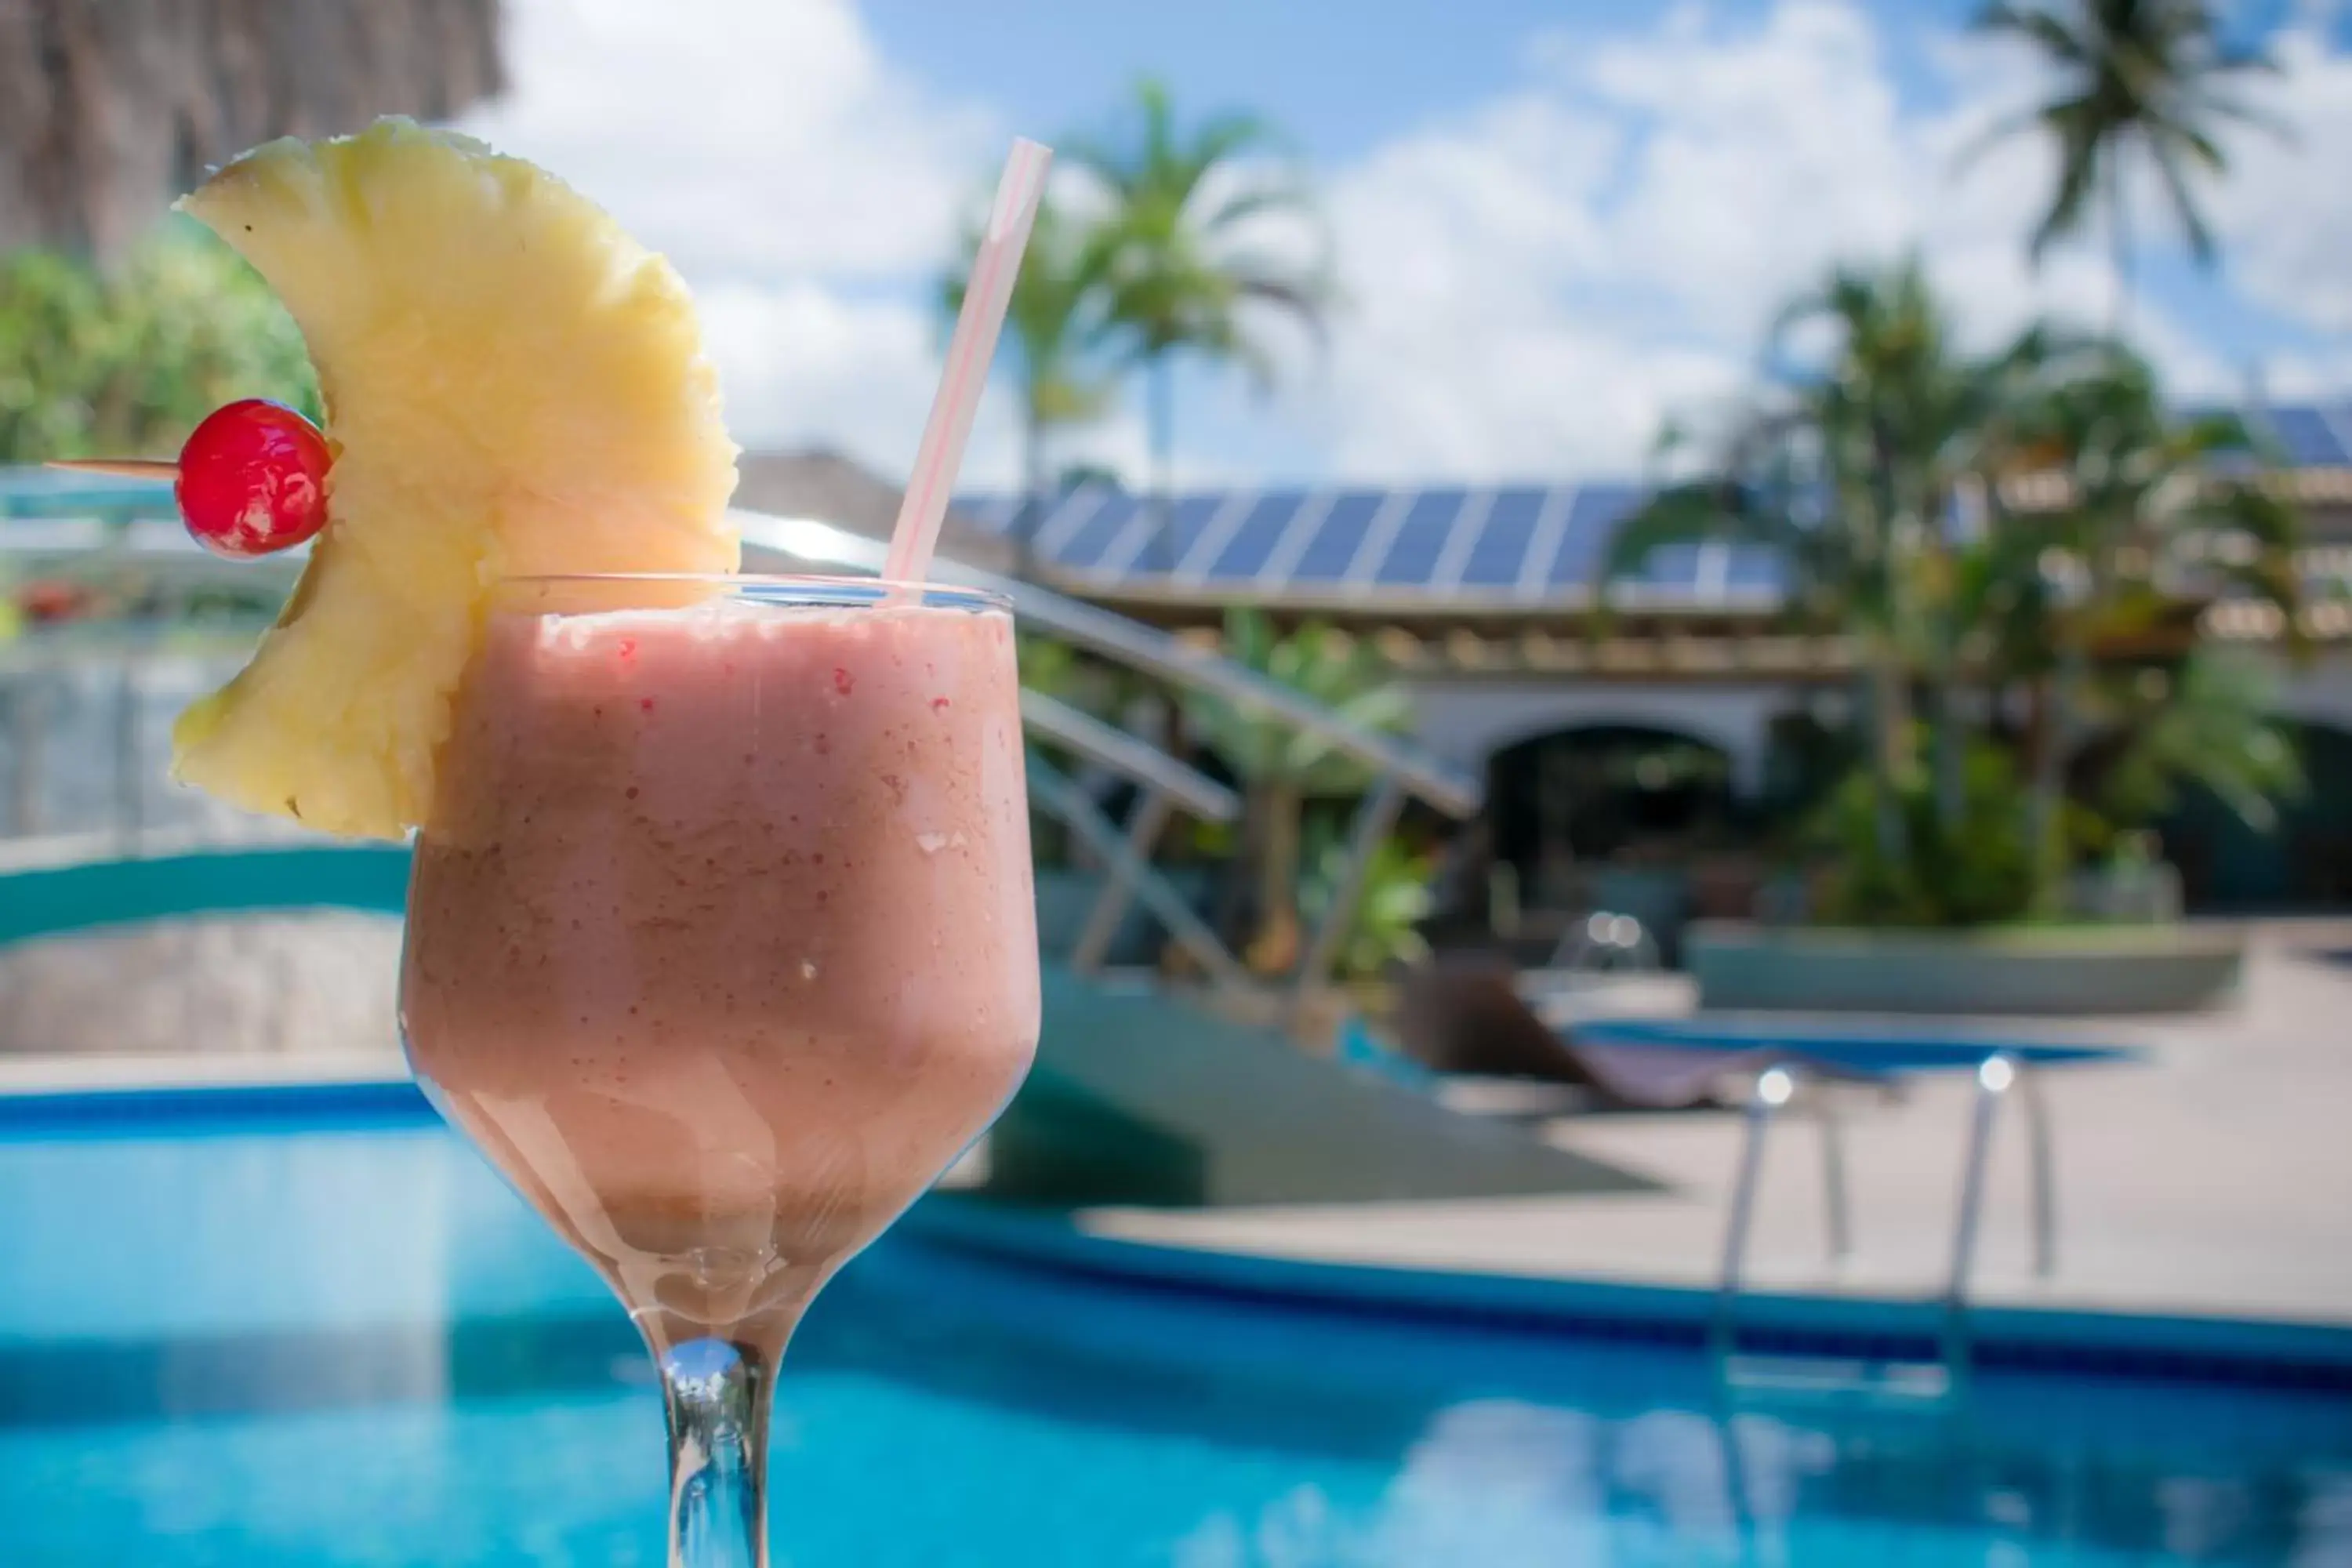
[1710,1052,2059,1399]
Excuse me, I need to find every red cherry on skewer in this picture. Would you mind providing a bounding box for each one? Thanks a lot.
[47,398,332,560]
[176,400,332,558]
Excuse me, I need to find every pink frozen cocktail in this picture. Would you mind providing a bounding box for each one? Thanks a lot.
[153,114,1054,1567]
[401,581,1040,1361]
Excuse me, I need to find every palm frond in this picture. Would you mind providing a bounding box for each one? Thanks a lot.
[2028,105,2106,260]
[1972,3,2093,64]
[1189,110,1285,172]
[2181,85,2296,140]
[1603,481,1801,586]
[1951,105,2058,175]
[2148,140,2219,262]
[2101,650,2304,831]
[1194,182,1318,238]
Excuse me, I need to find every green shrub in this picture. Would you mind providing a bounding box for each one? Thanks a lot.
[1813,744,2039,927]
[0,219,315,462]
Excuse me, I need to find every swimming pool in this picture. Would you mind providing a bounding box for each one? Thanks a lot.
[2,1086,2347,1566]
[1573,1015,2136,1073]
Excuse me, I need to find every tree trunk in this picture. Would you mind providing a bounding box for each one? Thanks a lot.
[0,0,503,263]
[1866,647,1911,866]
[1247,777,1303,977]
[1146,354,1174,572]
[2107,151,2132,340]
[1933,681,1965,836]
[1929,530,1963,835]
[2028,648,2082,907]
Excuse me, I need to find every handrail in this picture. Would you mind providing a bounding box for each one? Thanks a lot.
[1715,1051,2060,1390]
[1020,688,1238,823]
[1,501,1485,819]
[0,648,1243,858]
[2,491,1443,996]
[731,511,1484,818]
[1023,751,1247,989]
[1945,1053,2058,1374]
[1711,1065,1855,1363]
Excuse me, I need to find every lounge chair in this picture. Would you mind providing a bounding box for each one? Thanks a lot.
[1392,959,1889,1111]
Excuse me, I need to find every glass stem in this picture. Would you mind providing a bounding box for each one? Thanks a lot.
[659,1338,774,1568]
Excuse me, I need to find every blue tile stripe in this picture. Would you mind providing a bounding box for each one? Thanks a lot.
[897,1196,2352,1388]
[5,1079,2346,1386]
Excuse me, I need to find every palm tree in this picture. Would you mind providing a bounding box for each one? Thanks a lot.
[1607,260,2054,858]
[1185,609,1411,977]
[942,197,1116,577]
[1070,79,1331,561]
[1969,0,2279,328]
[2098,648,2303,835]
[1980,344,2302,878]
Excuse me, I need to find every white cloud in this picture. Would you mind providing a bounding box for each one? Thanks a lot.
[1277,0,2343,482]
[460,0,990,281]
[2212,25,2352,334]
[459,0,1001,472]
[458,0,2350,488]
[695,282,951,474]
[1297,92,1712,481]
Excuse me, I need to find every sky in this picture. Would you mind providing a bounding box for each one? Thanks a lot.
[457,0,2352,491]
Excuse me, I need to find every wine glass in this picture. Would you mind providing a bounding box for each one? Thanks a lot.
[400,574,1040,1566]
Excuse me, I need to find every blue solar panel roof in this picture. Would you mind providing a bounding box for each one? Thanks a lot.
[1197,493,1305,582]
[958,494,1023,536]
[1456,488,1546,589]
[1726,545,1788,594]
[1369,490,1468,586]
[1050,491,1142,571]
[2267,407,2351,469]
[1083,494,1220,575]
[1545,486,1641,590]
[1286,492,1384,583]
[951,404,2350,604]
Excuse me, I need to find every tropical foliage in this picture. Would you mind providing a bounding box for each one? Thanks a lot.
[942,79,1330,574]
[1610,260,2304,925]
[1301,837,1435,982]
[942,198,1117,574]
[1185,608,1411,973]
[1982,343,2302,877]
[1969,0,2280,321]
[1608,256,2060,870]
[1070,79,1331,521]
[1813,736,2041,927]
[0,219,316,463]
[2093,648,2303,836]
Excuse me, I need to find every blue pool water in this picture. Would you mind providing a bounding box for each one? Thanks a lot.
[2,1098,2349,1566]
[1572,1017,2136,1073]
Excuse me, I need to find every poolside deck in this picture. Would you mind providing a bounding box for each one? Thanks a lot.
[1080,921,2352,1330]
[5,917,2347,1334]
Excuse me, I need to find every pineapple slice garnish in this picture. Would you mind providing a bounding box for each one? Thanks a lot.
[171,118,739,840]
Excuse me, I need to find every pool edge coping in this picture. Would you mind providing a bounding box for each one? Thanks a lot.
[5,1072,2344,1383]
[897,1194,2352,1384]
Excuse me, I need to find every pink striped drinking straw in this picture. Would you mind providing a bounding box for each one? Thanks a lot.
[884,137,1054,585]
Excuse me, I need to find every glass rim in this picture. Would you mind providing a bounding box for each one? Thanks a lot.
[492,572,1011,612]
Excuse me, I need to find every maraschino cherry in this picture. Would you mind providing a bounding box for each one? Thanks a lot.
[49,398,331,560]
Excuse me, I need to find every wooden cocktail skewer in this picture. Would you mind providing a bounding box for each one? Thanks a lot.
[45,457,180,480]
[42,400,332,557]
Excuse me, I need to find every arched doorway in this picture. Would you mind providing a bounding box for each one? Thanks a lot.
[2160,721,2352,910]
[1486,724,1738,916]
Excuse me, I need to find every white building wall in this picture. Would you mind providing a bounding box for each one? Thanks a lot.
[1403,655,2352,804]
[1399,677,1814,797]
[2274,655,2352,733]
